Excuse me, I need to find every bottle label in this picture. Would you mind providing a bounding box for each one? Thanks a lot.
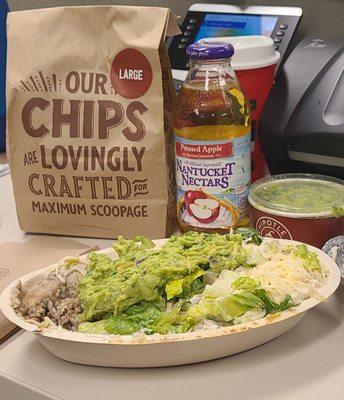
[175,133,251,229]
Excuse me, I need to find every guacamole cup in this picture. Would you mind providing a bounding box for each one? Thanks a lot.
[248,174,344,248]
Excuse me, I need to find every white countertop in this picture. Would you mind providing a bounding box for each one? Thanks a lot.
[1,158,344,400]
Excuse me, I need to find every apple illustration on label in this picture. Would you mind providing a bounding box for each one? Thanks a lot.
[184,190,206,214]
[184,190,220,224]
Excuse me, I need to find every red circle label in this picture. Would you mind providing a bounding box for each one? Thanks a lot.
[256,216,293,240]
[110,49,152,99]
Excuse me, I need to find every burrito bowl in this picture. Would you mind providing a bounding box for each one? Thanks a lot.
[0,231,340,367]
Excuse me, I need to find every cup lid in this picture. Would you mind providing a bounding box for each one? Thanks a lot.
[248,173,344,218]
[186,42,234,61]
[199,35,280,70]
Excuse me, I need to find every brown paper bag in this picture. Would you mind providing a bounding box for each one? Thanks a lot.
[6,6,179,239]
[0,237,99,342]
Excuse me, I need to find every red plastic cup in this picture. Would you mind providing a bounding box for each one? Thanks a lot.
[249,174,344,248]
[251,208,343,248]
[230,36,280,182]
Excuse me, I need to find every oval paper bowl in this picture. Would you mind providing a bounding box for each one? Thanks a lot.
[0,239,340,368]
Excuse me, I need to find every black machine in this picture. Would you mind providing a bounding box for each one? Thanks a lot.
[260,37,344,179]
[169,3,302,84]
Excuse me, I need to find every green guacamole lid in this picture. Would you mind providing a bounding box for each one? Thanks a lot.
[248,173,344,218]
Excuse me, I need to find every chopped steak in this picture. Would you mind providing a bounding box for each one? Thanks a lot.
[12,267,84,331]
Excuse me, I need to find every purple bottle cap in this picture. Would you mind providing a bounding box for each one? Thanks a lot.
[186,42,234,60]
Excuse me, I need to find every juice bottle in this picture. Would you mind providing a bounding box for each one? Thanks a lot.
[174,42,251,233]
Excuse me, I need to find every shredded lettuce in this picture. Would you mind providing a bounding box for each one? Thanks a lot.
[78,302,162,335]
[149,302,192,334]
[293,244,321,271]
[232,276,260,291]
[77,320,107,334]
[234,227,262,245]
[254,289,296,314]
[179,277,205,299]
[218,292,263,319]
[104,302,162,335]
[165,269,205,300]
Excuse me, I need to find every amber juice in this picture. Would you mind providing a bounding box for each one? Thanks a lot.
[174,59,251,233]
